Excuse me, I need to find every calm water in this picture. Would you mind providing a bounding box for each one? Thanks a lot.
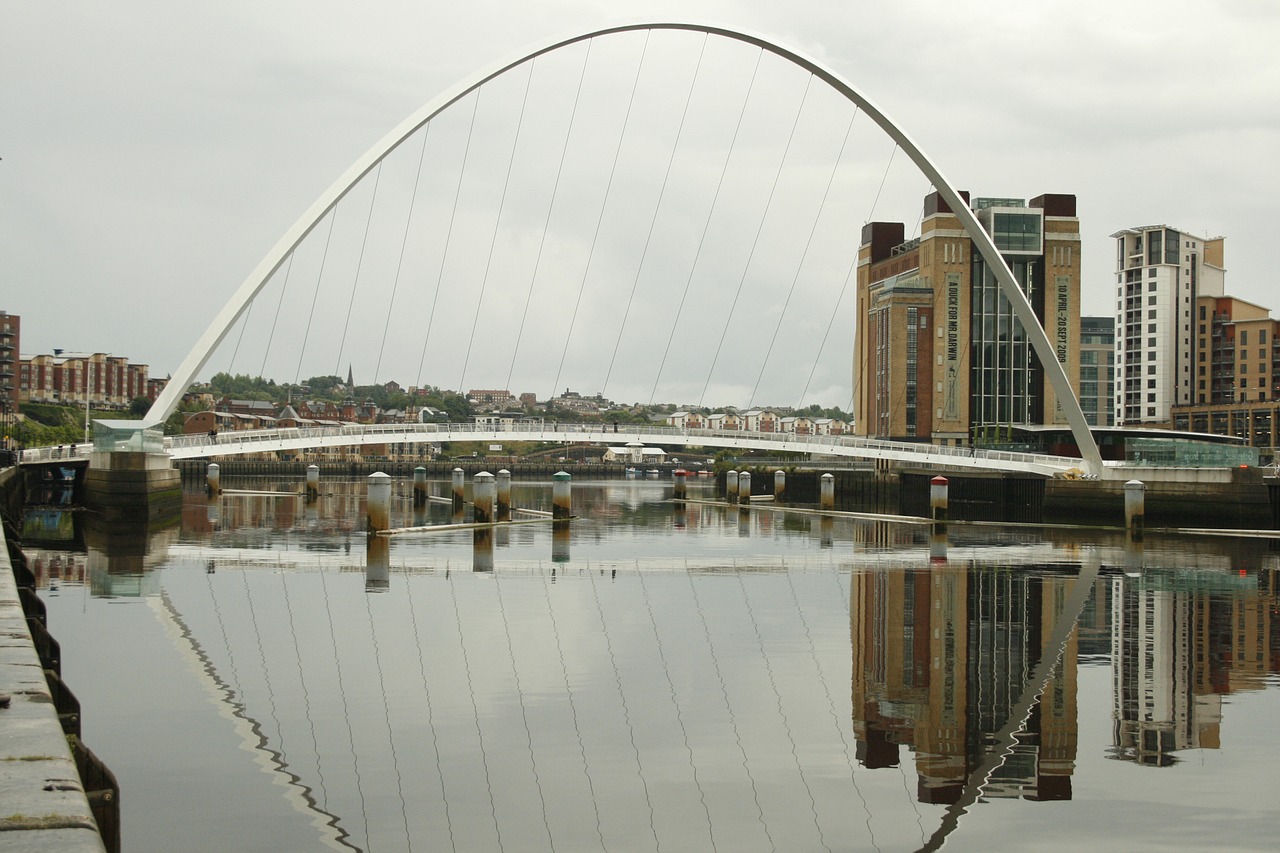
[26,477,1280,852]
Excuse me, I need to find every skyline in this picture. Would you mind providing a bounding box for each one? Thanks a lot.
[4,1,1278,408]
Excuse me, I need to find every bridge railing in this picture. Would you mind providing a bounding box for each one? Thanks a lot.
[19,445,91,464]
[158,421,1080,472]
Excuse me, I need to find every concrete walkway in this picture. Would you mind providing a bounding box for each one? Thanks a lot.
[0,515,107,851]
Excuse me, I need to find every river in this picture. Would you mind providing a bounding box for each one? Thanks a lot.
[26,476,1280,852]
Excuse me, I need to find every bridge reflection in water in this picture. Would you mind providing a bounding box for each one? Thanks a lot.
[29,479,1280,852]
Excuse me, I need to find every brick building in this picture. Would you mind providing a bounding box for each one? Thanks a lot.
[854,192,1081,444]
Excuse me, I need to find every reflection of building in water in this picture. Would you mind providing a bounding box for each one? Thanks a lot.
[851,564,1078,804]
[26,549,89,589]
[1109,570,1280,766]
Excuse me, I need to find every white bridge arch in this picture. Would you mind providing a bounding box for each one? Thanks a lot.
[143,21,1104,475]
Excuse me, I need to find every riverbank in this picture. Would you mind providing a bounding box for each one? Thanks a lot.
[0,466,115,852]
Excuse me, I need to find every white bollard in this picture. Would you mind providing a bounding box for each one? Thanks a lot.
[305,464,319,501]
[496,469,511,521]
[413,466,428,507]
[366,471,392,534]
[451,467,466,512]
[1124,479,1146,540]
[553,471,572,521]
[930,476,949,523]
[473,471,496,525]
[820,473,835,511]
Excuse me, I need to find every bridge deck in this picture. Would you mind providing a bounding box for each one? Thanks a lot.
[97,423,1085,476]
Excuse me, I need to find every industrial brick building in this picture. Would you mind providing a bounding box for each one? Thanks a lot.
[854,192,1082,445]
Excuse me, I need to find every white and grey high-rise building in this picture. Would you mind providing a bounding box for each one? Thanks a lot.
[1111,227,1225,425]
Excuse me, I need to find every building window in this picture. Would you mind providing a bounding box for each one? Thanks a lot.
[1148,296,1157,305]
[1242,330,1248,346]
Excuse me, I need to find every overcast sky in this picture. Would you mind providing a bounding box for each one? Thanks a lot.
[4,1,1278,410]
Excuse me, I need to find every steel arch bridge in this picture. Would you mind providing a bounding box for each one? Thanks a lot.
[139,21,1104,476]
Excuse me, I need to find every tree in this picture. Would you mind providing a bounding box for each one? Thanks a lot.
[129,396,152,418]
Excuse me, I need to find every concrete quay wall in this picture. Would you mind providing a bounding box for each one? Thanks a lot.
[0,466,111,852]
[723,463,1278,529]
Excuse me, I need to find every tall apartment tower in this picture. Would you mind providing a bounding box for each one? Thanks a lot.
[854,192,1081,444]
[1111,227,1224,425]
[0,312,17,413]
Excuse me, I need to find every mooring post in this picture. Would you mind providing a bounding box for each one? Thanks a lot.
[473,471,495,525]
[820,472,835,511]
[553,471,572,521]
[305,464,319,501]
[473,527,494,572]
[496,469,511,521]
[206,462,220,497]
[552,524,570,563]
[673,468,687,502]
[738,470,752,506]
[930,475,949,524]
[774,469,786,501]
[930,527,948,564]
[366,471,391,535]
[451,467,465,513]
[366,535,390,591]
[413,466,428,507]
[1124,479,1146,541]
[726,470,739,503]
[819,515,833,549]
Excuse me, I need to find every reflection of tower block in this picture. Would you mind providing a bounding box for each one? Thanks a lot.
[915,750,965,804]
[855,723,900,769]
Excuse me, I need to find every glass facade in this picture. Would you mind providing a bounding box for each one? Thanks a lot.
[992,212,1043,253]
[970,255,1042,426]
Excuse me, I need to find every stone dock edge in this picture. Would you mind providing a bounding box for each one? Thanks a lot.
[0,466,112,852]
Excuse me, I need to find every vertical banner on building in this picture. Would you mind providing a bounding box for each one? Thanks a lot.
[943,273,961,420]
[1054,274,1071,419]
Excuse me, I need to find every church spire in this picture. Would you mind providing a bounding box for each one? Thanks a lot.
[346,364,354,390]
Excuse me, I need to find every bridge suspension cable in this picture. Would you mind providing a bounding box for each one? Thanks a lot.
[375,124,431,385]
[749,107,854,410]
[647,48,764,407]
[550,31,651,401]
[505,41,593,394]
[600,33,710,400]
[416,92,481,393]
[334,162,383,377]
[458,61,536,395]
[698,70,811,409]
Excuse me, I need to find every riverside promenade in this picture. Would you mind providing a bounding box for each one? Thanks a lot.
[0,466,110,852]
